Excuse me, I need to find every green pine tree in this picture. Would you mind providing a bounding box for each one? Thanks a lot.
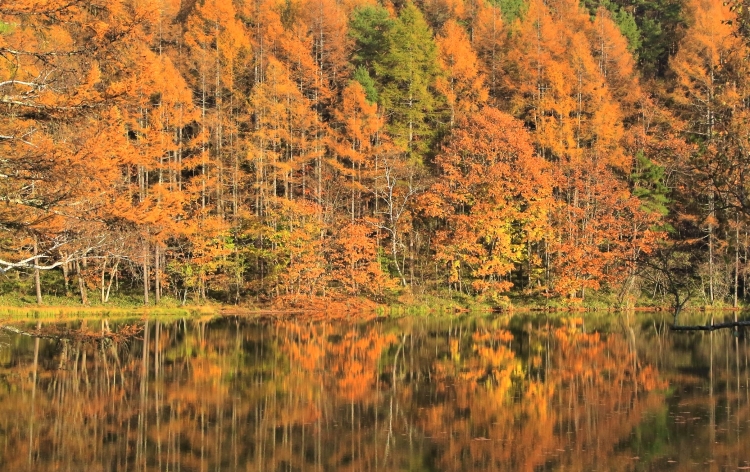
[584,0,683,77]
[353,66,379,104]
[349,4,394,71]
[582,0,641,54]
[612,7,642,53]
[374,2,446,162]
[632,152,672,230]
[492,0,528,23]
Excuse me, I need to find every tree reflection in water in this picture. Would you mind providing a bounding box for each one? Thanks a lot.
[0,315,748,471]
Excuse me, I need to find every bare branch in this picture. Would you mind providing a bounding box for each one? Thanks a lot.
[0,96,95,111]
[0,80,42,88]
[0,128,38,146]
[0,235,109,273]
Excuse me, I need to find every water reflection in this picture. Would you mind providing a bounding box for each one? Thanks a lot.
[0,315,747,470]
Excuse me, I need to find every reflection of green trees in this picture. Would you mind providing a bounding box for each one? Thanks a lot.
[627,408,671,460]
[634,324,750,467]
[4,315,743,471]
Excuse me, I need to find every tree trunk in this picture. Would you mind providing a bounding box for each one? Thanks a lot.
[104,258,119,303]
[76,260,88,305]
[33,236,42,305]
[100,257,107,303]
[708,192,715,304]
[735,216,740,308]
[155,244,161,304]
[143,243,150,306]
[391,232,406,286]
[61,255,70,297]
[200,274,206,302]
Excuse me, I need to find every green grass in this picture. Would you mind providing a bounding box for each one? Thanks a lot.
[3,267,746,323]
[0,272,227,321]
[0,303,220,322]
[0,268,218,308]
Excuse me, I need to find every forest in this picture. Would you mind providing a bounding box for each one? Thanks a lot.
[1,0,749,310]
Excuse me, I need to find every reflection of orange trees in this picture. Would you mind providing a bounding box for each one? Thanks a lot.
[0,336,133,470]
[423,322,667,471]
[0,320,242,472]
[0,320,422,472]
[255,321,399,472]
[437,329,520,406]
[332,330,398,402]
[280,321,398,403]
[0,318,672,472]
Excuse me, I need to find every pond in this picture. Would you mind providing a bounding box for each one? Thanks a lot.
[0,313,748,471]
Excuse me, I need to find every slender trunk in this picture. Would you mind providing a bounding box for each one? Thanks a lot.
[155,244,161,304]
[745,231,748,302]
[391,232,406,286]
[233,127,239,220]
[143,242,150,306]
[105,258,119,303]
[709,193,715,304]
[62,254,70,296]
[735,215,740,308]
[215,17,224,220]
[100,257,108,303]
[76,260,88,305]
[33,236,42,304]
[201,67,207,213]
[409,232,414,287]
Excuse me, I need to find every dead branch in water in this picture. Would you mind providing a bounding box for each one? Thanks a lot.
[670,320,750,332]
[1,323,143,343]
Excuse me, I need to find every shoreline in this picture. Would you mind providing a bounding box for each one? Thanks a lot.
[0,302,744,321]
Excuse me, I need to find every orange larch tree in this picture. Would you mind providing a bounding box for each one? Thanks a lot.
[497,0,661,298]
[435,19,489,125]
[426,107,553,298]
[0,0,168,298]
[668,0,750,304]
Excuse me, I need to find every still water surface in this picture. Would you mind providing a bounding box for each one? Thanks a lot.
[0,314,748,471]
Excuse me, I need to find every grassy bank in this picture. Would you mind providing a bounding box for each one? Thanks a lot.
[0,304,221,322]
[0,283,746,323]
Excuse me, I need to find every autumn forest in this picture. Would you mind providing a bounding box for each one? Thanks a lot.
[2,0,750,309]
